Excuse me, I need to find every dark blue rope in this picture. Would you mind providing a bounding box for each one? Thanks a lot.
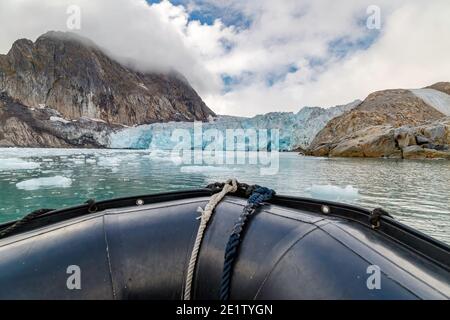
[219,186,275,300]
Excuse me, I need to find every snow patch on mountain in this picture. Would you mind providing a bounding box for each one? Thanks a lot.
[50,116,70,124]
[410,88,450,116]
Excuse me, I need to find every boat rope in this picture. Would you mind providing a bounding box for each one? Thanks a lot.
[183,178,238,300]
[369,208,393,229]
[219,185,275,300]
[0,208,55,238]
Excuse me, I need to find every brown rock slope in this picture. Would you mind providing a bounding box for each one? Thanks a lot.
[428,82,450,95]
[0,31,214,126]
[307,87,448,159]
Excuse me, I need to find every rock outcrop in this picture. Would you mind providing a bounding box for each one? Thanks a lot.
[0,93,114,148]
[307,118,450,160]
[396,118,450,159]
[0,31,214,126]
[307,85,450,159]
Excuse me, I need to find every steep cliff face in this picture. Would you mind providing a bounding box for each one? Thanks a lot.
[0,31,214,126]
[307,86,448,157]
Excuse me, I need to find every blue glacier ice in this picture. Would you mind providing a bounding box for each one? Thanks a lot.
[108,100,361,151]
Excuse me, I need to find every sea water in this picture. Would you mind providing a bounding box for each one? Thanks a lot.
[0,148,449,244]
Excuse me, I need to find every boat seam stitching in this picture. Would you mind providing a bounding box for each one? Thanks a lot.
[102,215,117,300]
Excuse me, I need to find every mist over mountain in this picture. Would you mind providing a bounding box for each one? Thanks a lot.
[0,31,215,126]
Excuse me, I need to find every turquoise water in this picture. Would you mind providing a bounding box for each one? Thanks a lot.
[0,148,449,244]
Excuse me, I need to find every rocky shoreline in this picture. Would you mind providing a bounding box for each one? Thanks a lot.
[305,117,450,160]
[0,93,114,148]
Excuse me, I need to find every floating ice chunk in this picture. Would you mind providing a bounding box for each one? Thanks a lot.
[16,176,72,191]
[180,166,238,173]
[71,158,86,164]
[142,150,176,163]
[50,116,70,124]
[0,158,41,170]
[308,184,359,202]
[97,157,121,167]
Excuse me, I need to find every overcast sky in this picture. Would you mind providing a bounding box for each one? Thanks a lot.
[1,0,449,116]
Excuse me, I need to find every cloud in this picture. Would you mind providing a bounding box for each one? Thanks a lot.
[198,0,450,115]
[0,0,225,94]
[1,0,449,116]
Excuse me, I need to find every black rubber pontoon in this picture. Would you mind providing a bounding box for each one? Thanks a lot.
[0,186,449,299]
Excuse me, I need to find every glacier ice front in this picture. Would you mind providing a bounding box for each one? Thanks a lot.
[108,101,360,151]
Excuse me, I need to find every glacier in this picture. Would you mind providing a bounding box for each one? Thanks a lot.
[109,100,361,151]
[410,88,450,116]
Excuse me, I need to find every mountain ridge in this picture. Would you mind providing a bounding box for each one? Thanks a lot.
[0,31,214,126]
[1,31,449,155]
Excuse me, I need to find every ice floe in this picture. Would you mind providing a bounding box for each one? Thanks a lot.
[16,176,72,191]
[16,176,73,191]
[0,158,41,170]
[180,165,239,173]
[97,157,122,167]
[307,184,359,202]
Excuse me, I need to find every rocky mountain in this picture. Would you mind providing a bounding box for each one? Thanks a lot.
[307,83,450,159]
[0,31,214,126]
[1,32,449,157]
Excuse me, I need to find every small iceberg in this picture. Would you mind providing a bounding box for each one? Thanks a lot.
[180,166,238,173]
[97,157,121,167]
[16,176,72,191]
[0,158,41,170]
[307,184,359,202]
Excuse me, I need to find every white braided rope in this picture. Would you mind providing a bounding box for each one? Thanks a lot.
[183,179,238,300]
